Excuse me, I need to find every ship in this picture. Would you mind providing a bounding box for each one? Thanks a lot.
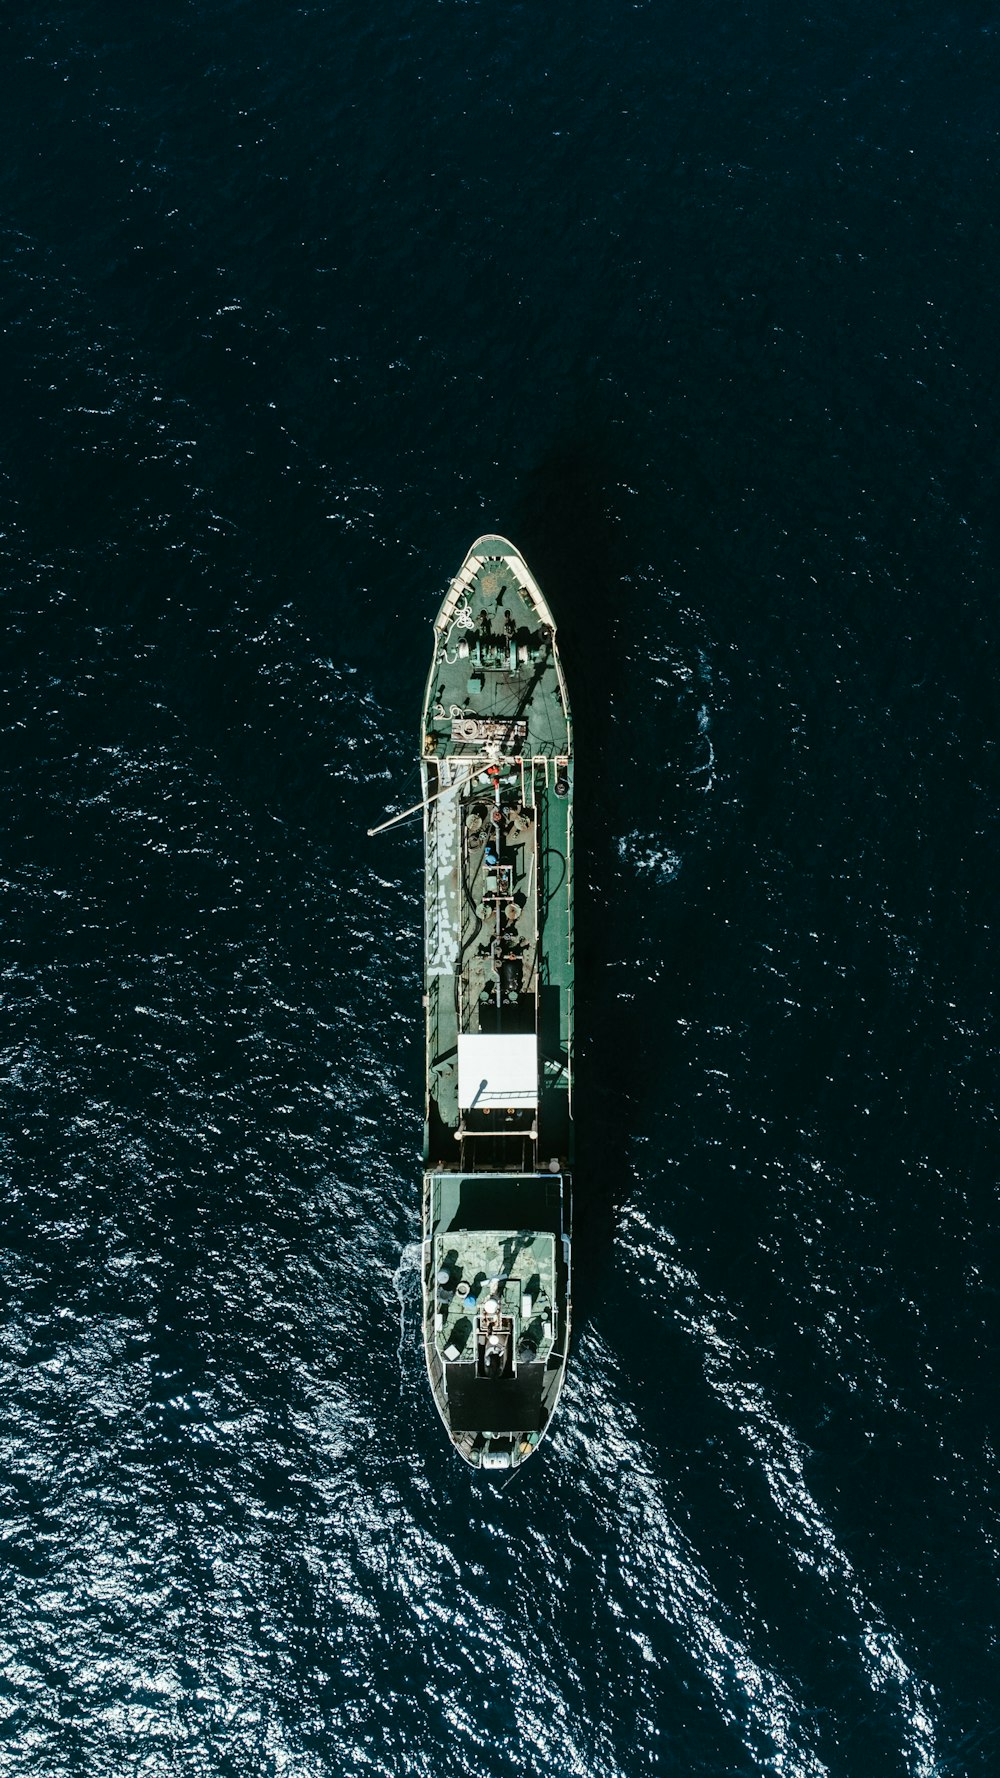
[419,536,573,1470]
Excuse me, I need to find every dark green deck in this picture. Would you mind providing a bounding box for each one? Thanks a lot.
[419,536,573,1469]
[421,537,573,1171]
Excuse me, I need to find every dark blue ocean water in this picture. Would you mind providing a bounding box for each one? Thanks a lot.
[2,4,999,1774]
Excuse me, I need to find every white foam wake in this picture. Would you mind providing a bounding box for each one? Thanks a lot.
[556,1330,830,1778]
[620,1204,942,1778]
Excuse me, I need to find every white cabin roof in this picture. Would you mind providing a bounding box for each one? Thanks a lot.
[457,1034,538,1109]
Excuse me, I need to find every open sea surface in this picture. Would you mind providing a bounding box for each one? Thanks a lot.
[2,3,999,1774]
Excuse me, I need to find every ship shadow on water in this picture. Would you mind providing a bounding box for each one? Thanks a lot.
[514,434,692,1339]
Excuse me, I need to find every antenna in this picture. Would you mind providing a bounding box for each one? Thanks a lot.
[367,766,486,837]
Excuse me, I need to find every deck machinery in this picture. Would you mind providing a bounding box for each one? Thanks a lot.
[420,536,573,1470]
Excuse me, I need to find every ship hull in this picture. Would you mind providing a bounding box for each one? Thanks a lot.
[420,537,573,1469]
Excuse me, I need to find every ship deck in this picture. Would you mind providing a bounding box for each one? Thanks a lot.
[422,545,570,764]
[419,538,573,1467]
[432,1227,558,1367]
[424,765,571,1161]
[421,539,572,1171]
